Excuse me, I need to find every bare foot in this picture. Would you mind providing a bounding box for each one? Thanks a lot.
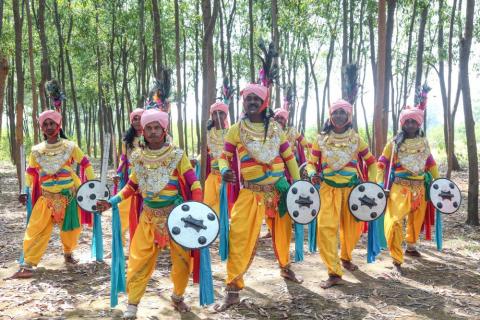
[280,268,303,283]
[172,299,191,313]
[7,267,34,279]
[341,259,358,271]
[64,254,79,265]
[405,249,421,257]
[320,275,342,289]
[392,262,405,276]
[214,291,240,312]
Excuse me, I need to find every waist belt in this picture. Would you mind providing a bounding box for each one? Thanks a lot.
[243,181,276,193]
[143,204,174,218]
[393,177,424,187]
[210,168,221,176]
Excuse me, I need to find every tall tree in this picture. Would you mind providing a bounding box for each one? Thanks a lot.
[200,0,219,185]
[459,0,478,226]
[175,0,185,149]
[136,0,146,108]
[373,0,387,156]
[248,0,255,82]
[151,0,163,78]
[13,0,24,188]
[38,0,51,111]
[26,0,40,144]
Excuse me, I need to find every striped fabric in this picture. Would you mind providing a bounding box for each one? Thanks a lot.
[26,144,94,193]
[218,120,300,185]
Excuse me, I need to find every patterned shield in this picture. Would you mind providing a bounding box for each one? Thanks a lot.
[286,180,320,225]
[76,180,110,212]
[429,178,462,214]
[167,201,219,249]
[348,182,387,222]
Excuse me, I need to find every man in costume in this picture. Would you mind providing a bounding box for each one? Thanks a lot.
[97,109,203,318]
[306,99,376,288]
[204,101,230,214]
[214,82,302,311]
[15,107,95,278]
[113,108,144,245]
[377,97,438,275]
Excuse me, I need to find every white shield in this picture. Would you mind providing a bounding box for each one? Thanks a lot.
[76,180,110,212]
[429,178,462,214]
[348,182,386,222]
[286,180,320,225]
[167,201,219,249]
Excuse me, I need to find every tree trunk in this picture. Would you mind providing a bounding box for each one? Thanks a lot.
[383,0,395,137]
[201,0,220,186]
[373,0,387,157]
[415,3,429,92]
[7,68,16,162]
[66,11,81,148]
[53,0,68,128]
[38,0,51,111]
[152,0,163,78]
[402,0,417,106]
[26,0,40,144]
[341,0,348,95]
[0,55,8,141]
[271,0,281,109]
[183,29,188,154]
[306,39,321,132]
[109,0,121,152]
[248,0,255,82]
[136,0,146,108]
[174,0,185,149]
[13,0,24,188]
[195,0,201,154]
[223,0,236,123]
[460,0,478,226]
[321,34,335,127]
[298,39,309,135]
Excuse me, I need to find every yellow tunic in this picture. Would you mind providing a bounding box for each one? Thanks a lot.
[377,137,439,264]
[218,119,300,289]
[306,129,376,276]
[23,139,95,266]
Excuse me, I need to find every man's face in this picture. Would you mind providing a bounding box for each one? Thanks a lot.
[212,111,227,128]
[243,94,263,116]
[143,121,165,144]
[331,109,349,128]
[42,119,59,138]
[403,118,420,135]
[274,115,287,128]
[131,115,142,132]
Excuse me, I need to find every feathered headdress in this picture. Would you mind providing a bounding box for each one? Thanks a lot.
[257,38,279,87]
[147,69,172,111]
[342,63,359,105]
[46,79,66,112]
[222,77,235,105]
[414,83,431,110]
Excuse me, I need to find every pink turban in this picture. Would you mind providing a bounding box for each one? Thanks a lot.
[330,99,353,115]
[274,108,289,120]
[141,109,169,130]
[38,110,62,127]
[329,99,353,128]
[129,108,145,123]
[210,102,230,128]
[241,83,269,111]
[399,106,424,127]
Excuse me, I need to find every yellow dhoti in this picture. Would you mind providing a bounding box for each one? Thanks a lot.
[317,183,363,277]
[23,195,81,266]
[384,182,427,264]
[127,208,191,305]
[204,172,222,215]
[118,197,132,245]
[226,188,292,289]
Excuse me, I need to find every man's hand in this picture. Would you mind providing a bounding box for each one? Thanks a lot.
[96,200,112,212]
[310,174,321,185]
[112,175,120,185]
[222,170,237,183]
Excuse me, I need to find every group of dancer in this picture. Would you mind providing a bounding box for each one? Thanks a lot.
[13,62,439,319]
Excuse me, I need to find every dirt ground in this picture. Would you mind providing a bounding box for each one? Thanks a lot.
[0,160,479,320]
